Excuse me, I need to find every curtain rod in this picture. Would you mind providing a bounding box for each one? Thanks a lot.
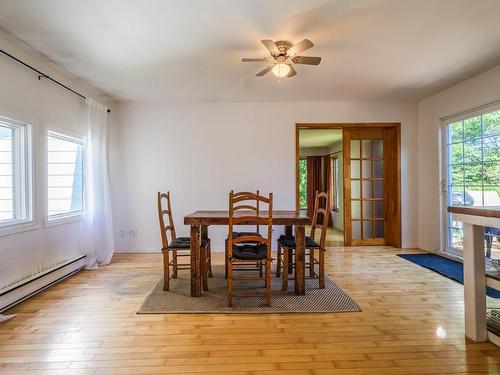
[441,99,500,123]
[0,49,110,113]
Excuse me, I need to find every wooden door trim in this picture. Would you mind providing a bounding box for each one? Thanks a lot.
[297,123,400,129]
[295,123,401,247]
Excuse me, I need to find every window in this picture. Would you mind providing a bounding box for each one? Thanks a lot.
[445,108,500,253]
[0,117,31,226]
[298,158,307,210]
[47,131,83,219]
[0,126,13,221]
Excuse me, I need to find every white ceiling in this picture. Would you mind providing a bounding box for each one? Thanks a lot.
[1,0,500,102]
[299,129,342,148]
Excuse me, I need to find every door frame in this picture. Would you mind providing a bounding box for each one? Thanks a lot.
[295,123,401,247]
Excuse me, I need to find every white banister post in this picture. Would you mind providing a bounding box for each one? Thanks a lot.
[463,223,487,342]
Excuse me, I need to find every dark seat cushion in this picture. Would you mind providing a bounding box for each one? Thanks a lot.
[233,231,262,239]
[278,234,320,248]
[168,236,209,249]
[232,243,267,260]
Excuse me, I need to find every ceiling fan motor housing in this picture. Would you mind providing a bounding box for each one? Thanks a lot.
[274,40,293,57]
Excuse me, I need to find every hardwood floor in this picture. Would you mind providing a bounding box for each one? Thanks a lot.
[324,227,344,247]
[1,247,500,374]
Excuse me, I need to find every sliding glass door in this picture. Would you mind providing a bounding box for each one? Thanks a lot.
[443,108,500,260]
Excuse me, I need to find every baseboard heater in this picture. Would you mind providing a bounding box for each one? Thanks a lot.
[0,255,86,313]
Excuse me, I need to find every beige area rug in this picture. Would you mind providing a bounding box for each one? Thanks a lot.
[138,265,361,314]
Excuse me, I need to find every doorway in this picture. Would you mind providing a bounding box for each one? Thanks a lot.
[296,123,401,247]
[297,128,344,246]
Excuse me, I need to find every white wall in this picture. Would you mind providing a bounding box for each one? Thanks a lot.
[110,100,418,252]
[0,32,113,289]
[418,64,500,252]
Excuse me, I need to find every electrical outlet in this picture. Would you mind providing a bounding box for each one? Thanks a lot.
[120,230,125,238]
[128,230,137,238]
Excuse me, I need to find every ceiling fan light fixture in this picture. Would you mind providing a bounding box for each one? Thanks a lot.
[272,63,290,78]
[242,39,319,78]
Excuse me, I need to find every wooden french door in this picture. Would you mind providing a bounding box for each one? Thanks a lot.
[343,126,401,247]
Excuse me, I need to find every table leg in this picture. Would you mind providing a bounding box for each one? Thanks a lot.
[463,223,487,342]
[190,225,201,297]
[294,224,305,295]
[201,225,209,291]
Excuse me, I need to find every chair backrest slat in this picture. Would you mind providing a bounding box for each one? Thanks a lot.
[231,189,261,233]
[228,191,273,259]
[233,204,259,211]
[157,191,177,250]
[232,236,267,244]
[310,191,330,249]
[233,194,269,204]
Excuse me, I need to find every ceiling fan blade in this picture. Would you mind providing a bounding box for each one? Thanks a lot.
[256,64,275,77]
[287,64,297,78]
[261,39,279,55]
[292,56,321,65]
[241,57,274,62]
[289,39,314,55]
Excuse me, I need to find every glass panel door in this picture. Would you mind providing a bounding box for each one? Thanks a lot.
[343,127,400,246]
[349,139,384,243]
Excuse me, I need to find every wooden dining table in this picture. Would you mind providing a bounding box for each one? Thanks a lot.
[184,210,310,297]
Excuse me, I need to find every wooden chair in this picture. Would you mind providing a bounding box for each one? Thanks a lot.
[157,191,212,291]
[276,190,330,290]
[227,191,273,306]
[225,190,263,277]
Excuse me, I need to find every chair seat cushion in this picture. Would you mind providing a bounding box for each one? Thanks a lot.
[226,231,263,243]
[233,231,262,239]
[168,236,209,249]
[232,243,267,260]
[278,234,320,248]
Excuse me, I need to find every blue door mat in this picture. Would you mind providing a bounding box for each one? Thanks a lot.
[397,253,500,298]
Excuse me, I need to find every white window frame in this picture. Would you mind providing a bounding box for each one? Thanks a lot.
[0,116,34,236]
[46,130,84,226]
[440,101,500,255]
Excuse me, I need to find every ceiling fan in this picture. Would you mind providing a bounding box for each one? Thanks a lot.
[242,39,321,78]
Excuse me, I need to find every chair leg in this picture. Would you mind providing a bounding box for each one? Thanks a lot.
[282,247,289,291]
[227,259,233,307]
[309,248,314,277]
[288,248,294,274]
[162,250,170,291]
[172,250,178,279]
[259,261,263,278]
[265,258,272,307]
[200,245,208,292]
[319,249,325,289]
[276,242,282,277]
[225,240,228,279]
[208,241,213,277]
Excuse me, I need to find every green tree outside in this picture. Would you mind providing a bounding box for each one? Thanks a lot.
[298,159,307,209]
[449,111,500,202]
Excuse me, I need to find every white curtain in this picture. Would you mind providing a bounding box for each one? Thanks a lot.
[82,98,114,269]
